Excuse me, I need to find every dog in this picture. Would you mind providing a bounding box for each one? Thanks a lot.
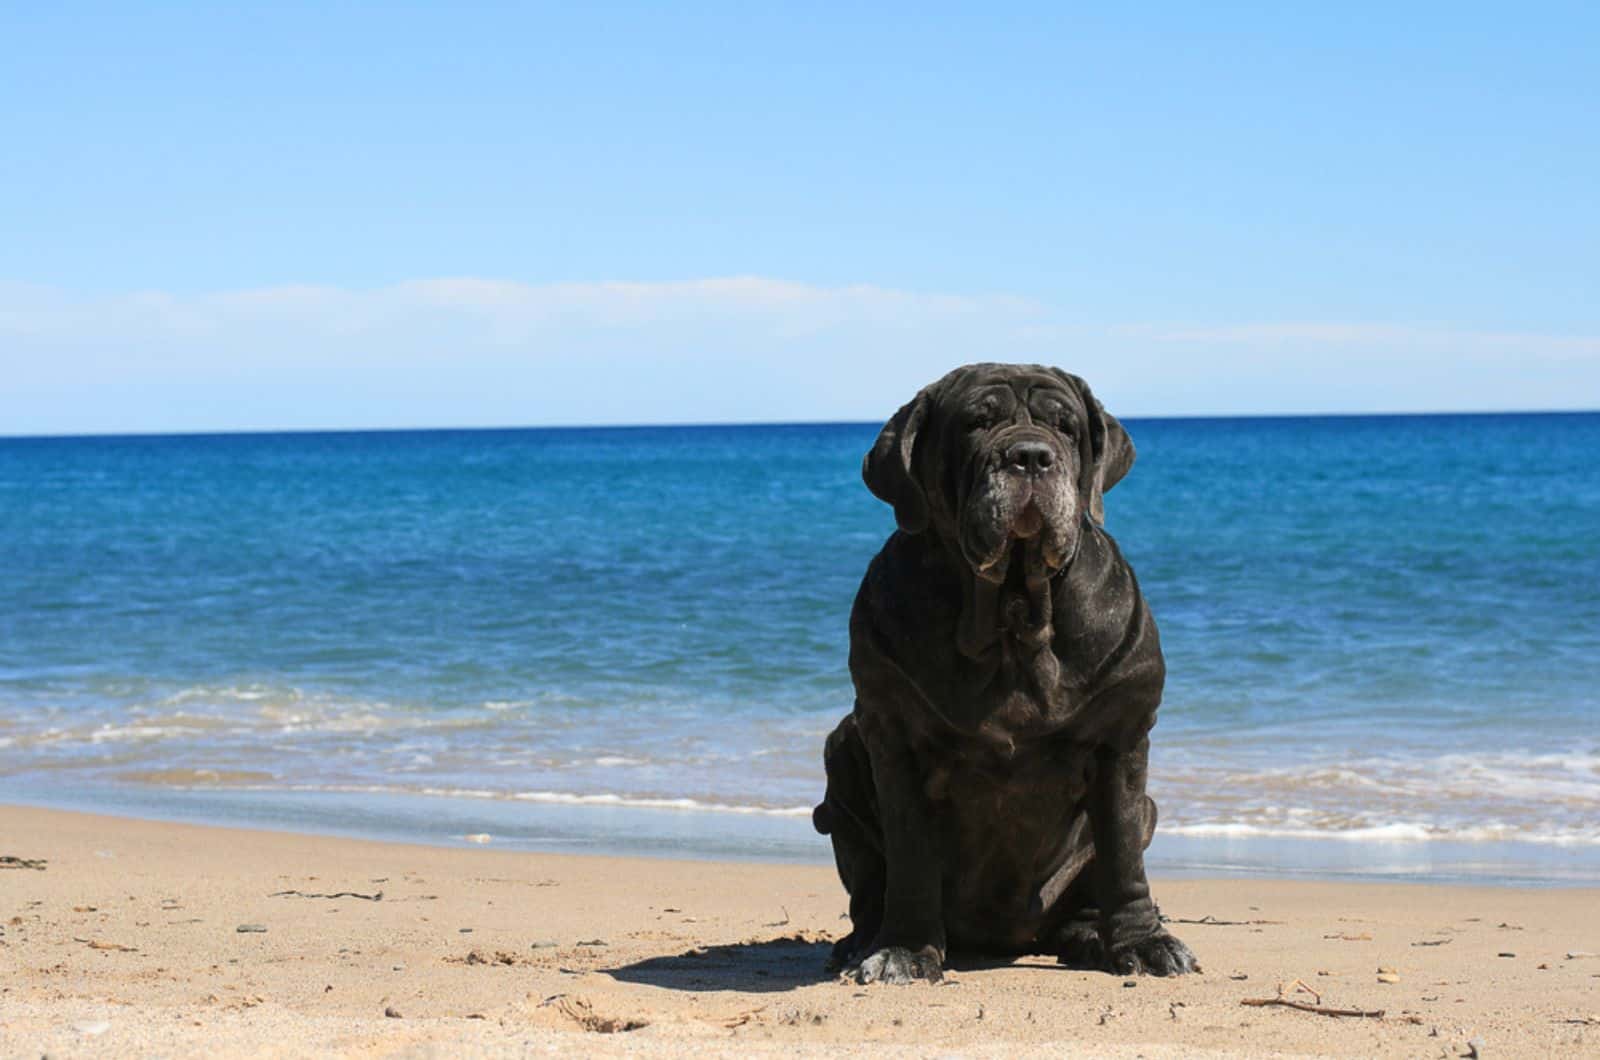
[812,363,1196,984]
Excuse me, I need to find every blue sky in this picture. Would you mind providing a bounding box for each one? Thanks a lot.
[2,3,1596,434]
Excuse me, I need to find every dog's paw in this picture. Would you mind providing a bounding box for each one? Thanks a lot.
[825,933,862,974]
[1054,920,1105,970]
[1107,930,1199,977]
[850,945,944,985]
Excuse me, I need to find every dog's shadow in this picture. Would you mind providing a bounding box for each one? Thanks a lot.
[604,935,835,993]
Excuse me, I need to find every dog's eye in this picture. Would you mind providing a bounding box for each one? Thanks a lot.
[1039,402,1075,436]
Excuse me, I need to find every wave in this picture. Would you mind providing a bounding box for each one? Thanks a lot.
[1150,746,1600,849]
[1161,821,1600,848]
[266,782,818,818]
[1199,752,1600,803]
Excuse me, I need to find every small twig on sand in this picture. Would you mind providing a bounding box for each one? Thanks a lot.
[73,937,138,952]
[764,907,791,927]
[1164,914,1284,926]
[1241,997,1384,1019]
[269,889,383,901]
[0,856,47,870]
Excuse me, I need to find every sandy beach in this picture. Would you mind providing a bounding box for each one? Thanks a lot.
[0,805,1594,1057]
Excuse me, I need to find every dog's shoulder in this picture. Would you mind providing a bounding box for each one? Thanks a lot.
[847,532,965,716]
[851,532,960,642]
[1054,525,1161,667]
[1052,523,1166,739]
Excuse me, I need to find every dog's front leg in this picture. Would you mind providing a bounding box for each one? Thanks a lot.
[850,716,946,984]
[1088,736,1197,976]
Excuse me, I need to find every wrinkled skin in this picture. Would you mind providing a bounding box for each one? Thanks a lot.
[813,363,1197,984]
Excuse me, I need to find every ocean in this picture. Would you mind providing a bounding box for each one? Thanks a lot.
[2,414,1597,883]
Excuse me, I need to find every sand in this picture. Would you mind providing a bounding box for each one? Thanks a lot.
[1,804,1596,1058]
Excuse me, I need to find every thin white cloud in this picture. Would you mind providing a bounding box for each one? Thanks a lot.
[0,277,1595,435]
[1,276,1040,350]
[1115,321,1600,361]
[0,277,1050,434]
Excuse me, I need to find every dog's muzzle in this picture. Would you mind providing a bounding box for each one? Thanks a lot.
[965,429,1076,580]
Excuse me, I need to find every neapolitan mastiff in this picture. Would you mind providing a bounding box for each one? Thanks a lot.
[813,363,1197,983]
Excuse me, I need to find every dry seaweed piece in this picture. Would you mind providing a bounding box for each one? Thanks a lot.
[541,995,648,1033]
[1163,914,1284,926]
[0,856,46,870]
[1241,997,1384,1019]
[269,889,382,901]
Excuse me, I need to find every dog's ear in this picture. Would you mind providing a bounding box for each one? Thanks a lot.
[862,388,932,534]
[1054,370,1134,525]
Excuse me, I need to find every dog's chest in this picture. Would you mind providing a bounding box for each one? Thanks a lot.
[975,684,1066,747]
[923,732,1095,831]
[905,672,1098,828]
[917,645,1090,746]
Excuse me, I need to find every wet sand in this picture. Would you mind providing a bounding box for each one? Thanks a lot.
[1,804,1596,1057]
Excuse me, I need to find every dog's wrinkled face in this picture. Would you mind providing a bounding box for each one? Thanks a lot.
[864,363,1134,583]
[941,368,1085,580]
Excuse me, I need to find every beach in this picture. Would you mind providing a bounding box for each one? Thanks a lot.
[3,804,1596,1058]
[3,421,1597,1056]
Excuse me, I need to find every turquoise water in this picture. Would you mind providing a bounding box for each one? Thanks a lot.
[2,415,1597,879]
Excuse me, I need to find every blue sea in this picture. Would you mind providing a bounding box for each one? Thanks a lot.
[2,414,1598,883]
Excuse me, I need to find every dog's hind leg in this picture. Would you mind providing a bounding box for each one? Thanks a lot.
[1044,795,1158,969]
[813,713,886,971]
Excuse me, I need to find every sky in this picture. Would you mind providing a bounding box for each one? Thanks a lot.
[2,3,1597,435]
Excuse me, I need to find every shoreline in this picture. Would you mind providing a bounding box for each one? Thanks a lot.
[5,783,1599,889]
[2,803,1598,1057]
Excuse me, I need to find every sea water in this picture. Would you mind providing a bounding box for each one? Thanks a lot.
[2,415,1597,882]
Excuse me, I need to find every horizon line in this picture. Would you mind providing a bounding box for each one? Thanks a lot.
[3,406,1598,443]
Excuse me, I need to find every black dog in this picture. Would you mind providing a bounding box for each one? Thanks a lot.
[813,363,1196,984]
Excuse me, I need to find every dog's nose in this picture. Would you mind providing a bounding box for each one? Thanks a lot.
[1005,440,1055,475]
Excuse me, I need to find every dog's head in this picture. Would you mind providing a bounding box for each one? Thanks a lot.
[864,363,1133,582]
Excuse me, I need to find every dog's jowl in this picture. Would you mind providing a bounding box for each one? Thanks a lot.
[813,363,1197,984]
